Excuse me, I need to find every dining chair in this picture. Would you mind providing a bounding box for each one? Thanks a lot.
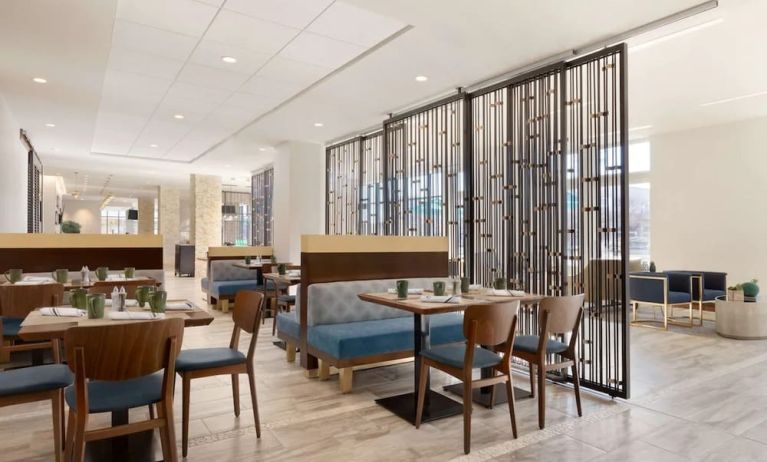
[175,290,263,457]
[0,283,64,363]
[629,272,693,329]
[0,338,71,462]
[512,294,585,430]
[415,301,520,455]
[64,318,184,462]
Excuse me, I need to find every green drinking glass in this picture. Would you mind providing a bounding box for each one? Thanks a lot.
[95,267,109,281]
[244,256,252,265]
[4,269,23,284]
[86,293,106,319]
[52,269,69,284]
[277,264,287,275]
[70,288,88,309]
[149,290,167,314]
[460,277,470,294]
[493,277,507,290]
[124,267,135,279]
[135,285,154,308]
[433,281,446,296]
[396,280,409,299]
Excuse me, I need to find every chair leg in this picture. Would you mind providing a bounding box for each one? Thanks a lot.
[65,410,75,462]
[528,362,535,398]
[148,404,155,420]
[339,368,353,394]
[0,340,11,363]
[51,390,63,462]
[572,362,583,417]
[537,358,546,430]
[318,360,330,381]
[162,398,178,462]
[182,375,191,458]
[71,409,87,462]
[247,366,261,438]
[463,379,472,454]
[157,403,171,461]
[505,374,518,439]
[286,341,296,363]
[414,361,428,429]
[232,374,241,417]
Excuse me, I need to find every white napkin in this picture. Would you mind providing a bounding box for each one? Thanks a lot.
[420,295,463,304]
[469,284,483,291]
[40,307,85,317]
[108,312,165,320]
[165,301,194,310]
[490,289,526,297]
[15,280,52,285]
[24,276,55,282]
[387,288,424,295]
[105,299,138,307]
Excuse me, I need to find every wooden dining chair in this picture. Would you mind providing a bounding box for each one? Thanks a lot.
[0,338,71,462]
[175,290,263,457]
[512,294,585,430]
[0,283,64,363]
[64,318,184,462]
[415,301,520,455]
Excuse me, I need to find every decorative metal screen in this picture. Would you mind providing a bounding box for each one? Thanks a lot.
[326,139,360,235]
[24,131,43,233]
[384,98,467,276]
[251,168,273,246]
[360,132,384,235]
[222,190,251,245]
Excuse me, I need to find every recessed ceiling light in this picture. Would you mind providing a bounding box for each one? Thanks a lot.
[314,122,324,127]
[45,123,56,127]
[149,144,158,148]
[173,114,185,120]
[52,147,60,152]
[415,75,428,82]
[221,56,237,64]
[258,147,269,152]
[32,77,47,84]
[225,164,231,168]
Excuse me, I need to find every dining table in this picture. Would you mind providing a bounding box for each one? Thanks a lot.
[358,290,543,425]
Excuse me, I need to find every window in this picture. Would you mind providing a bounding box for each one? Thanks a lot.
[101,208,128,234]
[629,141,651,260]
[222,190,252,245]
[252,168,273,246]
[153,197,159,235]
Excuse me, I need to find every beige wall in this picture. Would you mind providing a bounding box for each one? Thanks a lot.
[137,196,154,234]
[0,95,27,233]
[190,174,222,260]
[651,116,767,286]
[159,186,180,268]
[62,198,101,234]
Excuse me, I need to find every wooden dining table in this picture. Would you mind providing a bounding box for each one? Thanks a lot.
[358,290,543,425]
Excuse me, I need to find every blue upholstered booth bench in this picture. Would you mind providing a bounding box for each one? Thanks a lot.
[276,278,464,393]
[201,260,266,312]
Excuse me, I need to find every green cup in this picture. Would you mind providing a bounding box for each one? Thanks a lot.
[149,290,167,314]
[277,264,287,275]
[4,269,23,284]
[124,267,135,279]
[396,280,409,299]
[452,279,460,295]
[460,277,470,294]
[95,267,109,281]
[86,293,106,319]
[52,269,69,283]
[433,281,446,296]
[135,285,154,308]
[70,288,88,309]
[244,256,252,265]
[493,277,507,290]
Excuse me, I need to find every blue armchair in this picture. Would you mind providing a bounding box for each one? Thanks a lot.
[667,270,727,326]
[629,272,693,330]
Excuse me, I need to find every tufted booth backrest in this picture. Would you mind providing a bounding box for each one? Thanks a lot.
[210,260,258,282]
[307,277,447,326]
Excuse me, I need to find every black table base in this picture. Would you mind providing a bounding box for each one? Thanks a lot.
[376,390,463,425]
[443,383,532,408]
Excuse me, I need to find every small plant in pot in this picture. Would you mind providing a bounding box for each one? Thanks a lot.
[61,220,81,234]
[727,283,745,302]
[741,279,760,298]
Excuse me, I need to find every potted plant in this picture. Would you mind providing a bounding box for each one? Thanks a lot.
[741,279,760,298]
[61,220,81,234]
[727,284,745,302]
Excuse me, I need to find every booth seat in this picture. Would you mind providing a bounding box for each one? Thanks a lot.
[205,260,265,312]
[276,277,465,393]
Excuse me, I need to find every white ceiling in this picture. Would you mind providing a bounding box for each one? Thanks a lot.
[2,0,765,199]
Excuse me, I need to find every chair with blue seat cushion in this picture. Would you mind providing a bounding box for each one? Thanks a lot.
[415,301,520,455]
[273,294,297,335]
[0,283,65,364]
[176,290,263,457]
[668,270,727,326]
[0,357,71,462]
[511,295,585,431]
[629,272,693,329]
[64,318,184,462]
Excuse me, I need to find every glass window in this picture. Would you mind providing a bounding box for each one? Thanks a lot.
[629,141,651,173]
[629,183,651,260]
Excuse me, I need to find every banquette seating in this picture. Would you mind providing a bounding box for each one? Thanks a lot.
[276,278,465,393]
[201,261,265,312]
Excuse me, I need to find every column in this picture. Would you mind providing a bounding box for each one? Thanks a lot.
[190,174,222,261]
[137,196,154,234]
[158,186,180,269]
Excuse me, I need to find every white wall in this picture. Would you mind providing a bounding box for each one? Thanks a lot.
[0,95,28,232]
[651,116,767,286]
[41,175,65,233]
[62,199,101,234]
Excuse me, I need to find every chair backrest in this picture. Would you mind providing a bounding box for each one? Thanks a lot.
[64,318,184,381]
[539,294,585,336]
[231,290,264,361]
[463,301,520,347]
[90,279,157,298]
[0,283,64,318]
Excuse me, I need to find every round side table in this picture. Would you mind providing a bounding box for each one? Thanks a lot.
[715,295,767,339]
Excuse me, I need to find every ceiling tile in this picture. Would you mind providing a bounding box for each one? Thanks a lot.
[196,0,225,6]
[107,47,185,80]
[204,10,298,54]
[154,96,219,124]
[92,112,147,155]
[101,69,172,103]
[176,63,250,91]
[222,92,281,114]
[224,0,333,29]
[166,82,232,105]
[117,0,218,38]
[189,38,272,75]
[239,75,304,100]
[308,2,405,47]
[112,19,198,61]
[131,117,192,154]
[257,56,330,84]
[280,31,365,68]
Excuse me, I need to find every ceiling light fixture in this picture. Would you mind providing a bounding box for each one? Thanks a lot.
[314,122,324,127]
[221,56,237,64]
[225,164,231,168]
[629,125,653,131]
[415,75,428,82]
[630,18,723,53]
[173,114,185,120]
[149,144,158,148]
[45,123,56,127]
[701,90,767,107]
[258,147,270,152]
[32,77,47,84]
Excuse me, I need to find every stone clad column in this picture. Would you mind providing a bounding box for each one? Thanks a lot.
[137,196,154,234]
[158,187,180,269]
[190,174,222,261]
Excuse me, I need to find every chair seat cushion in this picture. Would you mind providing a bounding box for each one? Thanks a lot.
[175,348,246,372]
[668,291,691,304]
[277,295,296,304]
[65,373,162,413]
[276,312,300,339]
[308,313,464,360]
[513,335,569,355]
[421,344,502,369]
[0,364,73,397]
[201,277,209,291]
[703,289,726,302]
[0,317,22,337]
[210,280,264,298]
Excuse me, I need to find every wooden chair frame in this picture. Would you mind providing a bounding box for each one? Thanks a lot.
[0,283,64,363]
[415,302,520,455]
[512,295,584,430]
[179,290,263,457]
